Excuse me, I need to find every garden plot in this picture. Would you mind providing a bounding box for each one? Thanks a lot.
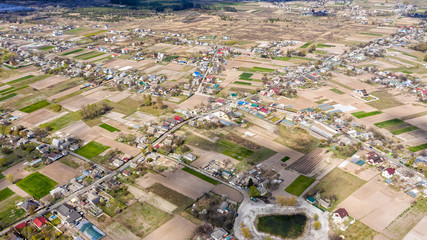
[381,105,426,120]
[339,161,378,181]
[124,111,158,124]
[15,109,61,127]
[127,185,177,214]
[106,90,131,103]
[402,216,427,240]
[38,161,80,185]
[94,136,141,156]
[178,94,210,110]
[60,94,101,112]
[288,148,325,176]
[136,168,215,200]
[104,222,140,240]
[211,184,244,203]
[146,43,176,52]
[1,72,42,84]
[405,115,427,131]
[29,75,68,90]
[318,43,347,55]
[338,175,412,232]
[47,86,81,101]
[60,120,101,143]
[189,145,239,168]
[142,215,197,240]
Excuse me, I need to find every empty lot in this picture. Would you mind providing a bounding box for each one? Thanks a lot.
[39,161,80,185]
[142,215,197,240]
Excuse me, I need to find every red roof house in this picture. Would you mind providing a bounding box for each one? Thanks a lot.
[382,168,395,178]
[332,208,348,222]
[174,116,183,122]
[34,216,47,229]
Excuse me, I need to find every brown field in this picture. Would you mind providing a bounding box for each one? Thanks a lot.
[1,72,42,84]
[402,216,427,240]
[39,161,80,185]
[136,167,215,200]
[103,59,154,70]
[338,175,412,232]
[178,94,210,110]
[142,215,197,240]
[60,120,101,143]
[405,115,427,131]
[47,86,81,101]
[94,136,140,156]
[339,161,378,181]
[189,145,239,168]
[211,184,244,203]
[0,162,31,191]
[127,185,177,213]
[15,109,59,127]
[29,75,68,90]
[104,222,140,240]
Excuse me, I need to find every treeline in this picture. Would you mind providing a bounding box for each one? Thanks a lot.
[110,0,194,12]
[80,102,111,119]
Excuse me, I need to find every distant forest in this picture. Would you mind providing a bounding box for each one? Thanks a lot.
[110,0,195,12]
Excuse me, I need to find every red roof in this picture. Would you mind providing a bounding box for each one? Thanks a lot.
[260,107,269,113]
[174,116,183,121]
[34,217,47,228]
[385,168,395,175]
[334,208,348,218]
[15,222,27,229]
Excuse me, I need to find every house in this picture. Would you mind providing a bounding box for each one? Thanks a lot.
[217,201,229,214]
[21,199,38,212]
[33,216,47,229]
[332,208,349,222]
[57,203,82,225]
[211,228,228,240]
[183,152,196,161]
[122,170,131,177]
[382,168,395,178]
[366,152,383,165]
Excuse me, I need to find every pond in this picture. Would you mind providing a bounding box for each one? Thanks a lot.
[257,214,307,239]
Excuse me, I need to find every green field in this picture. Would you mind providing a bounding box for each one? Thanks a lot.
[99,123,121,132]
[330,88,345,94]
[374,118,404,128]
[0,188,14,202]
[234,81,252,85]
[216,139,254,161]
[19,100,50,113]
[0,195,26,229]
[83,30,107,37]
[40,111,81,131]
[301,42,312,48]
[100,197,126,217]
[310,168,366,210]
[6,75,35,84]
[360,32,382,36]
[408,143,427,152]
[239,72,253,80]
[0,85,28,95]
[73,51,105,60]
[317,44,335,48]
[163,55,178,62]
[281,156,290,162]
[351,111,382,118]
[61,49,84,56]
[391,126,418,135]
[67,28,86,34]
[147,183,193,208]
[0,93,17,102]
[182,167,219,185]
[16,172,57,199]
[239,66,275,72]
[285,175,315,196]
[74,141,110,159]
[39,46,54,50]
[367,91,404,110]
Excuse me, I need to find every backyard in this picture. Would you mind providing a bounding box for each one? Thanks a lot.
[284,175,315,196]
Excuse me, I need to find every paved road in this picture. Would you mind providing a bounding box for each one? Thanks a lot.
[196,46,218,94]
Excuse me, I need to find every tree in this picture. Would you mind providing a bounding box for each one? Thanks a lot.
[424,54,427,62]
[249,185,260,198]
[313,221,321,230]
[6,174,14,184]
[285,196,296,206]
[143,94,152,106]
[247,178,254,188]
[241,223,252,239]
[276,195,287,207]
[314,213,319,221]
[156,96,164,109]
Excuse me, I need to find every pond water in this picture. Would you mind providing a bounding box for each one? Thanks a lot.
[257,214,307,239]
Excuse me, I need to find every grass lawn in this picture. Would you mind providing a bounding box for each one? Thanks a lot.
[408,143,427,152]
[19,100,50,113]
[374,118,404,128]
[310,168,366,211]
[216,139,254,161]
[367,91,404,110]
[317,44,335,48]
[285,175,315,196]
[163,55,179,62]
[0,188,14,202]
[391,126,418,135]
[336,221,377,239]
[182,167,219,185]
[61,49,84,56]
[74,141,110,159]
[83,30,107,37]
[276,126,320,154]
[16,172,57,199]
[105,98,142,116]
[147,182,194,209]
[0,93,17,102]
[330,88,345,94]
[39,46,54,50]
[67,28,86,34]
[239,72,254,80]
[301,42,312,48]
[234,81,252,85]
[360,32,382,36]
[0,85,28,95]
[239,67,275,72]
[40,111,81,131]
[351,111,382,118]
[59,155,81,169]
[99,123,121,132]
[281,156,290,162]
[73,51,105,60]
[0,195,26,229]
[114,202,172,238]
